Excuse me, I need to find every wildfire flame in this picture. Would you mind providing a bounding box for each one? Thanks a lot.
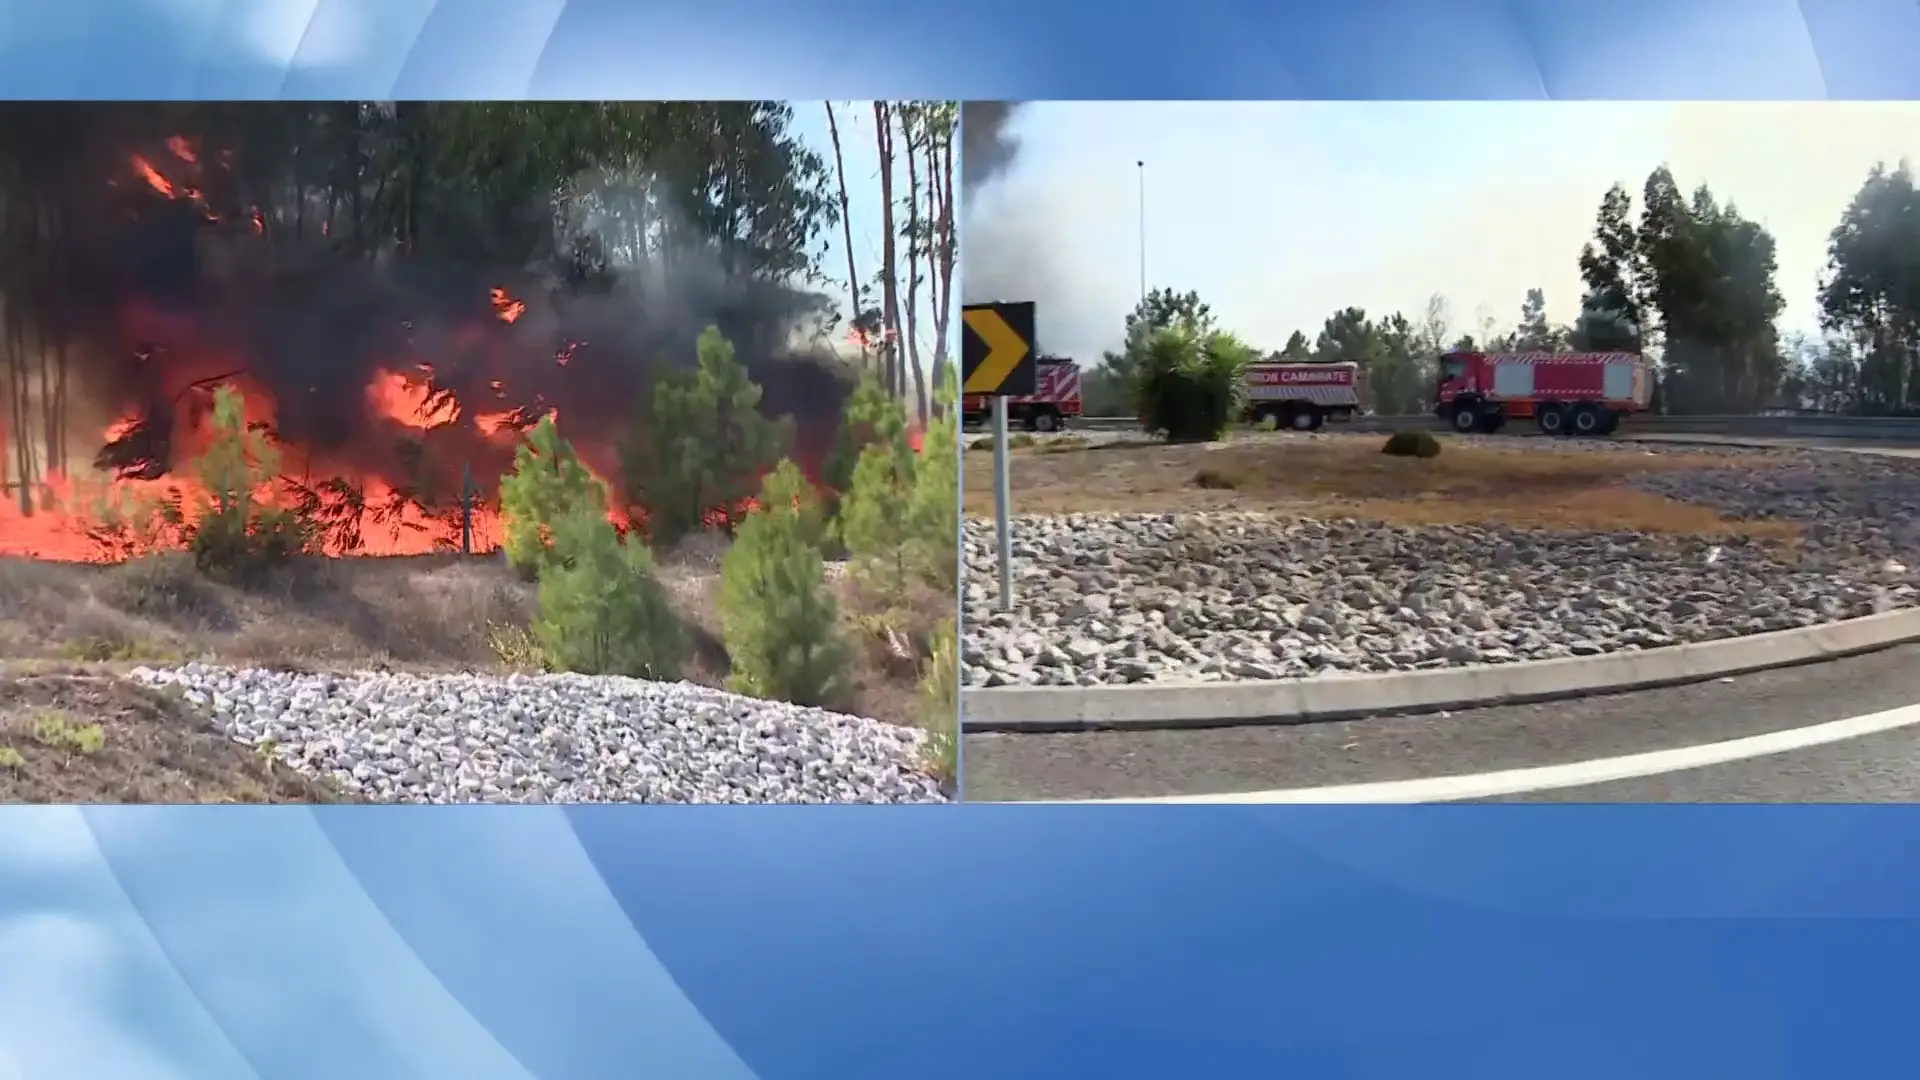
[489,287,526,324]
[129,154,174,199]
[128,144,214,221]
[0,133,876,566]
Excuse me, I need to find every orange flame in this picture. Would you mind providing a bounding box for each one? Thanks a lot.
[166,136,198,164]
[0,280,826,563]
[129,155,175,198]
[489,288,526,324]
[367,369,460,430]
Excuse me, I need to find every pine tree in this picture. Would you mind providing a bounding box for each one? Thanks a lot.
[532,507,686,679]
[186,384,306,579]
[822,371,907,516]
[499,415,604,577]
[623,326,791,547]
[837,427,918,589]
[903,366,959,589]
[719,459,852,707]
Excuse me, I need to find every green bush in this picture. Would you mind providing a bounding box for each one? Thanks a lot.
[531,507,686,679]
[719,460,852,708]
[620,326,791,548]
[499,414,605,578]
[1382,430,1443,458]
[1130,327,1253,443]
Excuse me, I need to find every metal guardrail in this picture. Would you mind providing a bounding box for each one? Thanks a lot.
[1068,414,1920,444]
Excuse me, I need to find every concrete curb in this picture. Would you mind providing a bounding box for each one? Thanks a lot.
[961,607,1920,733]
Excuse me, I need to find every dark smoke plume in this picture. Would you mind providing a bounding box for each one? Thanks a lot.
[959,103,1124,359]
[961,102,1025,194]
[9,116,853,501]
[958,101,1068,329]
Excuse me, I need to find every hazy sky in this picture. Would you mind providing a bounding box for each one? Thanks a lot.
[963,102,1920,362]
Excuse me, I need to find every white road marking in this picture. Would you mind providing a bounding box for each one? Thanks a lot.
[1054,701,1920,804]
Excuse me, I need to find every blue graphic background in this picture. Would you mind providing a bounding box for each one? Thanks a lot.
[4,0,1919,1077]
[3,805,1919,1078]
[2,0,1919,99]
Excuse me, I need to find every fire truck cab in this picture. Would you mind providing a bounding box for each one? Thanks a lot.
[1435,351,1651,437]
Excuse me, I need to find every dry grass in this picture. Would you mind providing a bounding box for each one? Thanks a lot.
[964,432,1801,541]
[0,668,347,803]
[0,541,951,803]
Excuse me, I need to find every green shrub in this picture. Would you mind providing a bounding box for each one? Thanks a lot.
[1130,327,1253,443]
[1381,430,1443,459]
[500,415,605,578]
[719,460,852,708]
[918,621,959,790]
[531,508,686,679]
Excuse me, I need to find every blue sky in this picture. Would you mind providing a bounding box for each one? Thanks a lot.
[965,102,1920,361]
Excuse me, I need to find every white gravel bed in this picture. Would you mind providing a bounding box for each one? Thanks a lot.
[128,664,948,804]
[962,449,1920,688]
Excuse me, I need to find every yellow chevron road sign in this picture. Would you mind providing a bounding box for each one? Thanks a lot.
[962,301,1036,395]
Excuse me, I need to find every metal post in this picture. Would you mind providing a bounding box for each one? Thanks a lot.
[991,396,1014,612]
[460,461,473,556]
[1137,160,1147,302]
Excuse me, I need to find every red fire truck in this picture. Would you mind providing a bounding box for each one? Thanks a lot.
[961,356,1083,432]
[1435,351,1652,436]
[1243,360,1365,431]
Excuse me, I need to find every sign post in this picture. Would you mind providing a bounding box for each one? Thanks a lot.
[991,396,1013,611]
[962,301,1036,613]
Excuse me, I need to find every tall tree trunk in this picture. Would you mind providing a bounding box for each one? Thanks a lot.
[822,102,868,369]
[927,107,957,417]
[900,106,929,424]
[873,101,904,399]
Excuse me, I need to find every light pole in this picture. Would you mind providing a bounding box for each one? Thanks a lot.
[1136,160,1147,303]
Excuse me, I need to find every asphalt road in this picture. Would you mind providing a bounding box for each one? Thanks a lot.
[961,644,1920,803]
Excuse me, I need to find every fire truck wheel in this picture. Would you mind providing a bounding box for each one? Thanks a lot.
[1450,403,1483,433]
[1289,407,1323,432]
[1536,405,1567,436]
[1570,404,1605,436]
[1028,409,1060,433]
